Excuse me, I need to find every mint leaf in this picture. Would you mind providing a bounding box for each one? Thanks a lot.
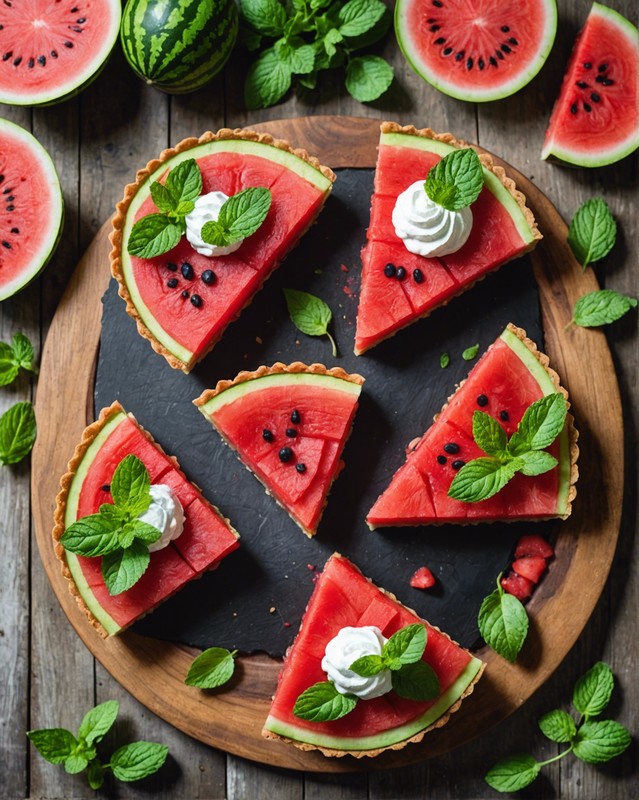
[0,342,19,386]
[240,0,287,38]
[448,457,519,503]
[572,720,631,764]
[199,219,230,247]
[508,393,566,454]
[149,181,175,215]
[102,540,150,596]
[425,149,484,212]
[13,332,37,371]
[293,681,358,722]
[478,585,529,662]
[567,197,617,270]
[485,753,540,793]
[339,0,386,38]
[128,214,182,259]
[219,186,272,240]
[383,623,427,666]
[284,288,338,357]
[87,760,105,790]
[78,700,119,746]
[60,514,123,557]
[572,289,637,328]
[440,352,450,368]
[349,654,386,676]
[323,27,344,58]
[391,660,440,701]
[516,449,558,476]
[127,520,162,545]
[27,728,77,764]
[64,752,89,774]
[0,401,37,465]
[245,48,292,109]
[110,454,151,515]
[185,647,237,689]
[164,158,202,207]
[538,709,577,743]
[345,55,393,102]
[472,411,508,456]
[462,343,479,361]
[573,662,615,718]
[109,741,169,782]
[274,38,315,74]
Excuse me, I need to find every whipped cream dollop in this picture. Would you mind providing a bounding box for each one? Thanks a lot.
[138,484,185,552]
[184,191,243,257]
[321,626,392,700]
[392,180,473,257]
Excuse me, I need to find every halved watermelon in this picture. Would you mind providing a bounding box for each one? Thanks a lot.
[262,553,484,756]
[53,402,239,637]
[194,363,364,537]
[367,325,578,527]
[110,129,335,372]
[354,122,541,355]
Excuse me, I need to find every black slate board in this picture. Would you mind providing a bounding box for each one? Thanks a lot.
[95,168,547,657]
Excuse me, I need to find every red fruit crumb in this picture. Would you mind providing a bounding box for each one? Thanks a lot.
[306,564,315,571]
[514,534,554,560]
[340,264,349,273]
[501,572,534,602]
[410,566,436,590]
[343,285,353,297]
[512,556,547,584]
[284,621,291,628]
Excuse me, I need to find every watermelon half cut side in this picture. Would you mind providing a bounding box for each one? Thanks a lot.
[194,363,364,537]
[52,401,240,637]
[262,553,485,757]
[110,129,335,372]
[542,3,639,168]
[0,118,64,301]
[354,122,541,355]
[395,0,557,102]
[0,0,121,106]
[367,324,579,528]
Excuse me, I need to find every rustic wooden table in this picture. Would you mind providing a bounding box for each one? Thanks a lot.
[1,1,636,797]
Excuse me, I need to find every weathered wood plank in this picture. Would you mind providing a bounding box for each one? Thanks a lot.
[227,754,303,800]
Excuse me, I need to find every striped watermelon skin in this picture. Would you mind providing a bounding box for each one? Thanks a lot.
[120,0,238,93]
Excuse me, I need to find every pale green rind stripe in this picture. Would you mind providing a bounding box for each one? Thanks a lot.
[264,656,483,751]
[65,553,121,636]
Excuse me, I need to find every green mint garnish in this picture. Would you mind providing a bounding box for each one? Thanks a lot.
[424,148,484,212]
[185,647,238,689]
[461,342,480,361]
[345,55,394,102]
[60,454,162,595]
[440,352,450,369]
[448,393,566,503]
[0,332,38,386]
[477,574,529,663]
[293,681,358,722]
[569,289,637,328]
[27,700,168,790]
[200,186,272,247]
[567,197,617,270]
[485,662,631,793]
[283,288,338,357]
[0,400,37,465]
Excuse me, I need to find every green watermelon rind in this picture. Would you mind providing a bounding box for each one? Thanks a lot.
[394,0,558,103]
[263,655,483,752]
[0,119,65,301]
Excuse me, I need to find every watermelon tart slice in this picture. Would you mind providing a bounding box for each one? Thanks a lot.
[354,122,541,355]
[110,128,335,372]
[367,324,579,527]
[53,402,239,637]
[194,363,364,537]
[263,553,485,757]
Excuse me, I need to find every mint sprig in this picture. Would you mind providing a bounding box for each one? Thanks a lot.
[27,700,168,790]
[0,400,37,465]
[0,332,38,386]
[448,393,567,503]
[424,148,484,212]
[200,186,272,247]
[477,574,529,663]
[60,454,162,595]
[284,288,338,357]
[567,197,617,270]
[485,663,631,793]
[185,647,238,689]
[569,289,637,328]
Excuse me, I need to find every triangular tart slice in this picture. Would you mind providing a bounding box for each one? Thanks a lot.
[53,402,239,637]
[194,363,364,537]
[354,122,541,355]
[262,553,484,757]
[367,324,579,527]
[110,129,335,372]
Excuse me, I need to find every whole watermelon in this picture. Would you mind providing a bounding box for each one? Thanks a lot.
[120,0,238,94]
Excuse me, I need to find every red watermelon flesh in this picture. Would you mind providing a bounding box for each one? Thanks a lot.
[263,554,483,752]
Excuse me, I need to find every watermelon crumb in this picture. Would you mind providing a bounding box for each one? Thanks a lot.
[340,264,349,273]
[512,556,547,584]
[410,566,436,590]
[514,534,554,560]
[501,572,534,602]
[284,621,291,628]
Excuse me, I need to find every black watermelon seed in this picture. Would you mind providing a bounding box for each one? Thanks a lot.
[501,25,510,32]
[602,78,614,86]
[64,41,74,48]
[455,51,464,61]
[286,428,298,438]
[71,25,83,33]
[508,37,518,45]
[28,58,34,68]
[496,49,504,60]
[452,460,466,470]
[595,74,605,83]
[583,62,592,69]
[583,102,592,112]
[570,103,578,114]
[396,266,406,280]
[167,278,178,288]
[190,294,203,307]
[181,289,189,298]
[6,205,14,211]
[101,484,110,492]
[296,463,307,474]
[167,262,178,271]
[591,92,601,102]
[2,187,10,193]
[437,455,447,465]
[430,24,440,31]
[477,394,489,406]
[13,56,22,66]
[279,447,293,463]
[10,227,19,233]
[71,6,78,11]
[500,410,510,421]
[50,50,58,58]
[427,18,435,23]
[433,0,443,6]
[466,57,473,70]
[443,442,460,454]
[2,240,11,249]
[291,409,301,424]
[598,63,608,72]
[0,24,3,29]
[181,262,194,279]
[38,55,46,66]
[201,269,216,285]
[2,52,11,62]
[0,175,3,183]
[501,44,512,54]
[7,195,13,201]
[489,56,498,67]
[576,80,589,88]
[262,429,274,442]
[435,37,446,45]
[384,262,396,277]
[413,268,424,284]
[478,58,485,70]
[443,47,453,56]
[77,17,86,23]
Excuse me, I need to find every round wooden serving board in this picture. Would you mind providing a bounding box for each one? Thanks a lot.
[32,116,623,772]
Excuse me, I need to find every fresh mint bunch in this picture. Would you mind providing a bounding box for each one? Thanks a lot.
[27,700,168,790]
[185,647,238,689]
[60,454,162,595]
[448,393,567,503]
[0,332,38,386]
[240,0,394,109]
[0,400,37,465]
[200,187,272,247]
[478,574,529,662]
[485,662,631,793]
[293,623,440,722]
[567,197,617,270]
[424,148,484,212]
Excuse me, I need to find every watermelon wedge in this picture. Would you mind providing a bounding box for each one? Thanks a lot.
[53,402,239,637]
[262,553,484,756]
[110,129,335,372]
[354,123,541,355]
[194,363,364,537]
[367,325,579,527]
